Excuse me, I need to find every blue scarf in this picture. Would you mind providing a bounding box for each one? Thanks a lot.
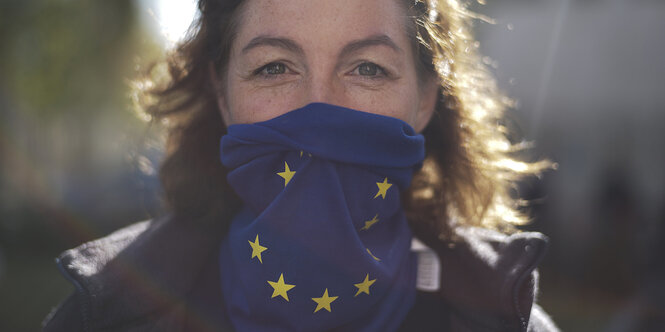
[219,103,425,331]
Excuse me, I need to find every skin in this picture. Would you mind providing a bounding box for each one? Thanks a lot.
[212,0,439,132]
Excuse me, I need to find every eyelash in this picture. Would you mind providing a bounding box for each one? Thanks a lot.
[251,61,389,80]
[253,62,291,79]
[350,62,388,79]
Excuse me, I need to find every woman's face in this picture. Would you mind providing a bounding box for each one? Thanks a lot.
[215,0,438,132]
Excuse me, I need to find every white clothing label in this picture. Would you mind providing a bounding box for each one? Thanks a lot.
[411,238,441,292]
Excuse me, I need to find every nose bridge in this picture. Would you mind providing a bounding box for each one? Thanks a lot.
[306,67,342,106]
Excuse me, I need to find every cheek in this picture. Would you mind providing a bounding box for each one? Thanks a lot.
[227,84,422,126]
[345,84,422,127]
[225,82,307,124]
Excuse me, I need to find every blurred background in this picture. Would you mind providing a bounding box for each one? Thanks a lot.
[0,0,663,330]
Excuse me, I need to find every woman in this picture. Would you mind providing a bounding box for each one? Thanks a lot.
[44,0,558,331]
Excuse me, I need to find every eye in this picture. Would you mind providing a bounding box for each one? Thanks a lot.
[354,62,385,77]
[255,62,287,76]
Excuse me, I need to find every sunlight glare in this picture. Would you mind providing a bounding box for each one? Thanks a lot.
[148,0,198,46]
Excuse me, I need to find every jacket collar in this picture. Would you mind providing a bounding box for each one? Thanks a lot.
[56,215,228,331]
[415,225,549,331]
[57,216,548,331]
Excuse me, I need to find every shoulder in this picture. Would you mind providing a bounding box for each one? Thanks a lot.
[59,220,153,275]
[410,226,560,332]
[42,220,151,331]
[43,216,228,331]
[42,220,154,331]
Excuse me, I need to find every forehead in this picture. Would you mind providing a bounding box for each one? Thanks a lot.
[235,0,408,48]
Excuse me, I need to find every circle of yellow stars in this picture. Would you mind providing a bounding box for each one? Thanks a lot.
[250,230,381,312]
[243,157,394,314]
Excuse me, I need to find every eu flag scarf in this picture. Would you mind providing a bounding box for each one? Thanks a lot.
[219,103,425,331]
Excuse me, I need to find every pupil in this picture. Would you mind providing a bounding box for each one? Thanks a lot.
[359,63,377,76]
[266,63,285,75]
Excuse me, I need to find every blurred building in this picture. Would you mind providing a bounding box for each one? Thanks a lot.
[475,0,665,330]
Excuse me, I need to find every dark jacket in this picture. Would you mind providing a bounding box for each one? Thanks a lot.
[42,215,559,331]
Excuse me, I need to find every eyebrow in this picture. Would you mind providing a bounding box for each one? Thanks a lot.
[240,34,402,58]
[339,34,403,57]
[241,36,304,56]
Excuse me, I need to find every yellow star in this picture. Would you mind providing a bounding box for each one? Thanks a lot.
[312,288,338,313]
[248,234,268,263]
[277,161,296,187]
[354,274,377,297]
[373,177,392,199]
[267,273,296,301]
[360,214,380,231]
[366,248,381,261]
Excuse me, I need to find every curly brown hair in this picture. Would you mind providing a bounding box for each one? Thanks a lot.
[137,0,550,241]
